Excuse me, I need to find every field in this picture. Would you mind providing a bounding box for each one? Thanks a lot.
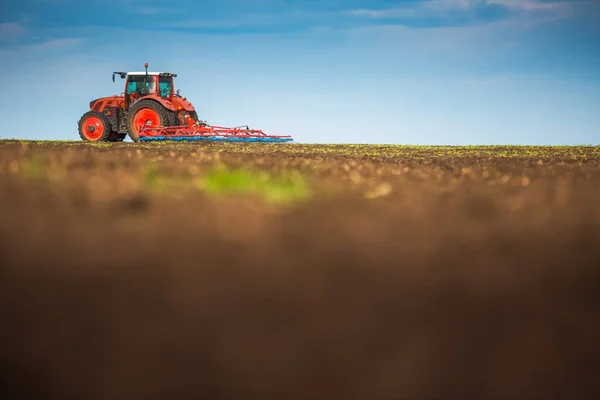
[1,140,600,399]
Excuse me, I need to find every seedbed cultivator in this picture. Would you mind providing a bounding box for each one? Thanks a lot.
[77,62,293,144]
[139,119,293,143]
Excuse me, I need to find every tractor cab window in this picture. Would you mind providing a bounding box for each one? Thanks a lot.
[126,75,156,96]
[159,76,173,98]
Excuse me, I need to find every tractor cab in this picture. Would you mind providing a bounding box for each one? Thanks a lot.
[112,63,178,108]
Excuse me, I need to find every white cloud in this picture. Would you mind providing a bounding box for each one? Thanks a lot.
[0,15,31,39]
[488,0,568,10]
[154,11,288,30]
[347,0,482,18]
[0,22,26,37]
[30,37,83,49]
[347,9,414,18]
[345,0,584,23]
[0,37,83,59]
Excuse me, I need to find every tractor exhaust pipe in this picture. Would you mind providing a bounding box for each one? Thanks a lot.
[143,62,149,95]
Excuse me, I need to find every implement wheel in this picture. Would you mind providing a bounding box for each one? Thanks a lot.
[127,100,177,142]
[78,111,111,142]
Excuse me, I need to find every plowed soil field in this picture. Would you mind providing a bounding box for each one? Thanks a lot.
[1,140,600,399]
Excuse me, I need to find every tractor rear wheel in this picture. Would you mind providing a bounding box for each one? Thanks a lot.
[78,111,111,142]
[126,100,177,142]
[188,110,200,123]
[176,109,199,125]
[178,110,207,127]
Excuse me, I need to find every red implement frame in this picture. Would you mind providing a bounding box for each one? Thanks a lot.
[138,116,293,143]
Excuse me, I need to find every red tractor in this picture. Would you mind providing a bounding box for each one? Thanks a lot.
[78,63,199,142]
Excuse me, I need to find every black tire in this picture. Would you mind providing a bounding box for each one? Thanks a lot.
[126,99,178,142]
[78,111,111,142]
[104,109,125,142]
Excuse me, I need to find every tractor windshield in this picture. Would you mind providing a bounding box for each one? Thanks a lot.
[126,75,156,96]
[159,76,173,98]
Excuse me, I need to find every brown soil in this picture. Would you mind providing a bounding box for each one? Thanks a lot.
[1,140,600,399]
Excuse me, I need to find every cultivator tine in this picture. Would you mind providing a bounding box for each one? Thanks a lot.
[138,122,293,143]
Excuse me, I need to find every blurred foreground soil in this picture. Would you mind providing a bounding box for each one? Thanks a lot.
[1,141,600,399]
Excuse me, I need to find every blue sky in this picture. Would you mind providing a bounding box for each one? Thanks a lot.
[1,0,599,144]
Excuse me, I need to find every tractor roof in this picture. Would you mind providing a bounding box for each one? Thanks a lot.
[127,72,160,75]
[126,71,177,77]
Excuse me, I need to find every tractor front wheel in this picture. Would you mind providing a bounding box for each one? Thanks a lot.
[126,100,177,142]
[78,111,111,142]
